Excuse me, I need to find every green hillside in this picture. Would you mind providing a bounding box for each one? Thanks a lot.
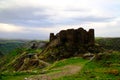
[96,38,120,51]
[1,51,120,80]
[0,38,120,80]
[56,51,120,80]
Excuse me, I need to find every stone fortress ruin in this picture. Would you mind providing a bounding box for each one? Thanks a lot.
[50,27,95,46]
[39,27,102,61]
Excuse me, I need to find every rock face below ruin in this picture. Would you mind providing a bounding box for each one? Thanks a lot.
[39,28,102,61]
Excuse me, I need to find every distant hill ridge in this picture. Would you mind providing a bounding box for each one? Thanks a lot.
[0,40,26,55]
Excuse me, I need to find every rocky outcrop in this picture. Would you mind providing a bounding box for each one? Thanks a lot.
[30,41,48,49]
[39,27,102,61]
[6,52,49,71]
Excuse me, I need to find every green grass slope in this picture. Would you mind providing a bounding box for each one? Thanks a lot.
[56,51,120,80]
[0,57,88,80]
[1,51,120,80]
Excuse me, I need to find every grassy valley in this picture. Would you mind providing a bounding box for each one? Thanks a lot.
[0,39,27,55]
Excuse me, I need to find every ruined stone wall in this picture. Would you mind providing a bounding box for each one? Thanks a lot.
[49,27,95,46]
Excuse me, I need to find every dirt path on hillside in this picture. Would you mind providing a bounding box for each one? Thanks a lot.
[26,65,81,80]
[26,56,95,80]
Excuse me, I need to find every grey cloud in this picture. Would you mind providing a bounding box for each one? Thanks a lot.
[0,4,116,28]
[0,6,55,27]
[72,16,114,23]
[52,16,115,26]
[65,8,90,12]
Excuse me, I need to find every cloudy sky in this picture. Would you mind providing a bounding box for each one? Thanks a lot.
[0,0,120,40]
